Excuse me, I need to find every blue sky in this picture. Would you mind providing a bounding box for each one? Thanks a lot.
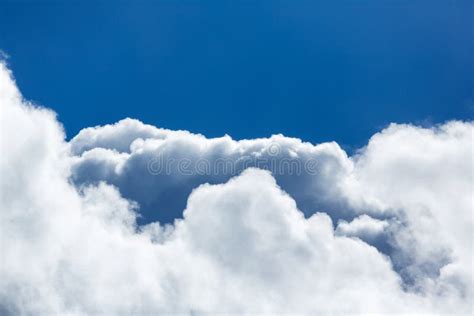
[1,0,472,150]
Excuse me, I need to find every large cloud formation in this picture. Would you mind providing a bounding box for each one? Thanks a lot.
[0,62,472,315]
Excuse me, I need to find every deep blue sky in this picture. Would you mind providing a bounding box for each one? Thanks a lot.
[1,0,472,150]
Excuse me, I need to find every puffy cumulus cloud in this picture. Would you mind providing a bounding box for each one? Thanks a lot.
[70,117,195,156]
[70,106,474,294]
[0,61,473,315]
[335,215,393,259]
[70,118,355,224]
[347,121,474,294]
[336,214,389,239]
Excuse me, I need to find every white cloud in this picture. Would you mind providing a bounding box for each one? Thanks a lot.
[70,118,355,224]
[336,214,388,238]
[0,62,472,315]
[346,121,473,293]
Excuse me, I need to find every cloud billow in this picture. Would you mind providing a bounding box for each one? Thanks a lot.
[0,62,472,315]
